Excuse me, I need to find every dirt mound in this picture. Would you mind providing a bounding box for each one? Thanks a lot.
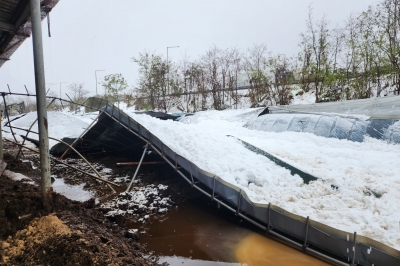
[0,176,159,266]
[1,215,71,263]
[0,175,43,237]
[1,214,153,265]
[0,146,161,266]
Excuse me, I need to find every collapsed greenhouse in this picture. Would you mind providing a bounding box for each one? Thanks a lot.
[247,96,400,144]
[49,96,400,266]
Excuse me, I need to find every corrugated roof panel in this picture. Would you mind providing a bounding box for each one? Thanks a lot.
[0,0,18,21]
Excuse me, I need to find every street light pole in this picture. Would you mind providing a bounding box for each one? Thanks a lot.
[59,82,67,98]
[95,70,105,95]
[167,46,179,93]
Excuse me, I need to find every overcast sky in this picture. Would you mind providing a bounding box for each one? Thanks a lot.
[1,0,377,97]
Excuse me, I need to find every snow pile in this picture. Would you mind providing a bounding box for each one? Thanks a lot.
[100,184,171,223]
[125,108,400,250]
[291,88,316,105]
[3,111,93,148]
[3,170,34,184]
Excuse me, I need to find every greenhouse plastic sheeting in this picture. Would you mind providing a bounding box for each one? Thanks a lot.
[91,104,400,266]
[245,113,400,144]
[269,95,400,120]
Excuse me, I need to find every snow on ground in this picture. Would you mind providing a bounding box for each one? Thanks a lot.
[2,111,97,203]
[4,106,399,249]
[52,177,93,202]
[100,184,172,221]
[3,170,34,184]
[123,108,400,250]
[3,169,93,202]
[291,87,316,105]
[2,111,96,148]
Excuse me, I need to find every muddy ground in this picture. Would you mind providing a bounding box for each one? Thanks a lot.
[0,143,199,265]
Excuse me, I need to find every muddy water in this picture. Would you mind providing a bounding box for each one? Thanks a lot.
[236,234,329,266]
[138,198,330,265]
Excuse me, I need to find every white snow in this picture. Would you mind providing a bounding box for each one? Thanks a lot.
[101,184,171,218]
[5,106,400,250]
[291,88,316,105]
[21,159,37,169]
[158,184,168,190]
[3,111,93,148]
[52,178,93,202]
[2,170,92,202]
[3,170,33,183]
[101,168,113,174]
[123,108,400,250]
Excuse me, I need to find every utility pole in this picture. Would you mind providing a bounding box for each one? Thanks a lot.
[0,110,3,160]
[236,68,238,109]
[59,82,67,98]
[167,46,179,93]
[30,0,52,210]
[0,110,5,176]
[95,70,105,95]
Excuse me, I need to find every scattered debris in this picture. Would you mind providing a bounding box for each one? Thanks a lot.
[100,184,172,224]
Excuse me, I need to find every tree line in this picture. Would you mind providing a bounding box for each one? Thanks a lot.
[133,0,400,112]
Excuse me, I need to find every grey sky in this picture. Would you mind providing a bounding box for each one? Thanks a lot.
[1,0,377,96]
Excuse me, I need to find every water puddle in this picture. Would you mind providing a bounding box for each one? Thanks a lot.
[236,233,329,266]
[138,198,329,265]
[159,256,242,265]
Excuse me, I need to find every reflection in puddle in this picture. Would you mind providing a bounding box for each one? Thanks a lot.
[159,256,242,265]
[138,200,239,262]
[139,198,329,265]
[236,234,330,266]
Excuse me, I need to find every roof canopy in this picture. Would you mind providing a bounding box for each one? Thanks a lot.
[0,0,58,68]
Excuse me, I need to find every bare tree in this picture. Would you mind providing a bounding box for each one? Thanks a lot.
[374,0,400,94]
[132,52,163,110]
[201,45,223,110]
[300,5,331,102]
[67,83,89,112]
[226,48,242,109]
[244,43,271,107]
[68,83,89,104]
[269,54,295,105]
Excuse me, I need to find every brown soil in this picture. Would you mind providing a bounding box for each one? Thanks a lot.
[0,145,164,266]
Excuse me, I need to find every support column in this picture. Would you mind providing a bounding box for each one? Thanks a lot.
[0,111,6,175]
[30,0,52,209]
[0,112,3,160]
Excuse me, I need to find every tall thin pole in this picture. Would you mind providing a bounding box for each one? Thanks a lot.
[95,70,105,95]
[59,82,67,98]
[30,0,52,209]
[236,68,238,109]
[0,111,3,160]
[166,46,179,96]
